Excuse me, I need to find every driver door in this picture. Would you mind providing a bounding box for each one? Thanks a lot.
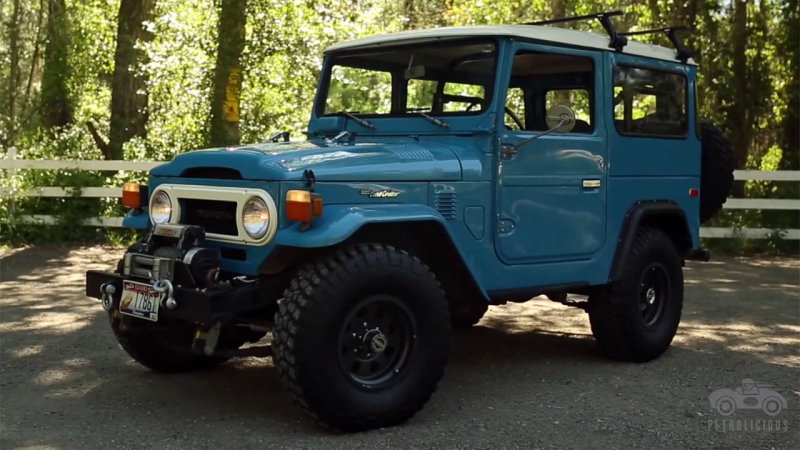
[495,44,607,264]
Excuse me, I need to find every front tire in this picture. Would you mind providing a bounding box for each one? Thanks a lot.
[273,243,451,431]
[110,314,230,373]
[588,228,684,362]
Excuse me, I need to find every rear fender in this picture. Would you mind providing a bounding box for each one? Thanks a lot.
[608,200,694,283]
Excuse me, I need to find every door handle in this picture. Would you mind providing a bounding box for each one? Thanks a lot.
[582,179,602,189]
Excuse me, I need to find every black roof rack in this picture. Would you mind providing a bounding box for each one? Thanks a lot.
[619,26,693,63]
[524,10,628,52]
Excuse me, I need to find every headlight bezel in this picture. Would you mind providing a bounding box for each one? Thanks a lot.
[242,196,271,239]
[148,185,278,245]
[150,191,173,224]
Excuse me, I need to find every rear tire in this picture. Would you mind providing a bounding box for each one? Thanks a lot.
[273,243,450,431]
[588,228,683,362]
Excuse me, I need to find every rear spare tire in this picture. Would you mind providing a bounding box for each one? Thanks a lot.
[699,121,735,223]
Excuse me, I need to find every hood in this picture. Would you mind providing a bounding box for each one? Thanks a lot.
[150,139,463,181]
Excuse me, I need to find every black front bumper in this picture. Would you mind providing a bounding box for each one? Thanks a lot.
[86,270,270,323]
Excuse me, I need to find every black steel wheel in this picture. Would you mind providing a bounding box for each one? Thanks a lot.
[338,295,416,387]
[638,263,670,328]
[588,228,684,362]
[273,243,451,431]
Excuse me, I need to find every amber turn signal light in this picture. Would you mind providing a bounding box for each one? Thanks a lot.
[122,183,142,208]
[286,190,323,223]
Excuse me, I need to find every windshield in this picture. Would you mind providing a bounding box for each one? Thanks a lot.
[319,39,498,119]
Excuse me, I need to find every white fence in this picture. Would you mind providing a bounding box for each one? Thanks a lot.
[1,151,799,240]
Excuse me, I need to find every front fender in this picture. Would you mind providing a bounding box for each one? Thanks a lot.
[122,209,150,229]
[274,204,447,248]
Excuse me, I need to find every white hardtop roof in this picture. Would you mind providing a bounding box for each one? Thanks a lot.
[325,25,696,66]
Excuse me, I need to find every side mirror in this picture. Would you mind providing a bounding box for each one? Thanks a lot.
[505,104,577,156]
[545,104,576,133]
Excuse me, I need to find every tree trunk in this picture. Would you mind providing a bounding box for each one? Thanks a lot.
[108,0,155,160]
[23,0,47,113]
[402,0,416,30]
[780,0,799,170]
[5,0,21,146]
[208,0,247,148]
[40,0,72,128]
[729,0,749,169]
[550,0,565,21]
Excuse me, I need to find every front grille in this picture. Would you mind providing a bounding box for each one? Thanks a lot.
[181,199,238,235]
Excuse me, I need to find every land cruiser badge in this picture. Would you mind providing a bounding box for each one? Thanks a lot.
[360,189,400,198]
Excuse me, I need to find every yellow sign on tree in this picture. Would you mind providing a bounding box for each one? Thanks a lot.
[223,67,242,122]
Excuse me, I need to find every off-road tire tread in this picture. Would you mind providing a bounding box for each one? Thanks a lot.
[273,243,450,431]
[700,121,735,223]
[111,317,229,373]
[588,228,683,362]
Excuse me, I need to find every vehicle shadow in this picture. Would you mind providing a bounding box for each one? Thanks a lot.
[1,247,798,448]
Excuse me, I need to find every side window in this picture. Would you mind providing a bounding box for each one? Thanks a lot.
[505,51,594,132]
[505,87,526,128]
[612,66,687,137]
[545,89,591,131]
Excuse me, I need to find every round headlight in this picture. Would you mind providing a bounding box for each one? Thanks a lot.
[150,191,172,224]
[242,197,270,239]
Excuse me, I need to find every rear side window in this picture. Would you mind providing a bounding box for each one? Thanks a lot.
[612,66,687,137]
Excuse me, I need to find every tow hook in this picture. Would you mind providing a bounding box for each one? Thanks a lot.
[153,279,178,309]
[100,282,116,312]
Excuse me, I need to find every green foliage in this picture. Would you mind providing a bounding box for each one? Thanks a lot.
[0,0,797,248]
[0,126,143,244]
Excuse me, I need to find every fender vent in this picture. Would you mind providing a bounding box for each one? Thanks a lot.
[434,191,457,220]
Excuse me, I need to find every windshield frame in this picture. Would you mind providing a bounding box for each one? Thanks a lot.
[313,37,501,121]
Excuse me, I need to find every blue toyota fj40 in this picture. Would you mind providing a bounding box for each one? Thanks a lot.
[86,11,734,430]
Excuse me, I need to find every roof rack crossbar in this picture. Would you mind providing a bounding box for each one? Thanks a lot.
[620,26,693,63]
[524,10,628,52]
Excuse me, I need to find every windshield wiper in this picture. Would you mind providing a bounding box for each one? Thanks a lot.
[413,112,449,129]
[337,111,376,130]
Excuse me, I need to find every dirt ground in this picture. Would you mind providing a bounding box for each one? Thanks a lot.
[0,246,798,449]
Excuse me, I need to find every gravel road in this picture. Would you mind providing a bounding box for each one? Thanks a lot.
[1,246,798,449]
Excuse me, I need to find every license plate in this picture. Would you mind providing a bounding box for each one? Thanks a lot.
[119,280,163,322]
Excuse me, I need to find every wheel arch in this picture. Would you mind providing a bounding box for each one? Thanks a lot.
[264,205,487,303]
[609,200,694,283]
